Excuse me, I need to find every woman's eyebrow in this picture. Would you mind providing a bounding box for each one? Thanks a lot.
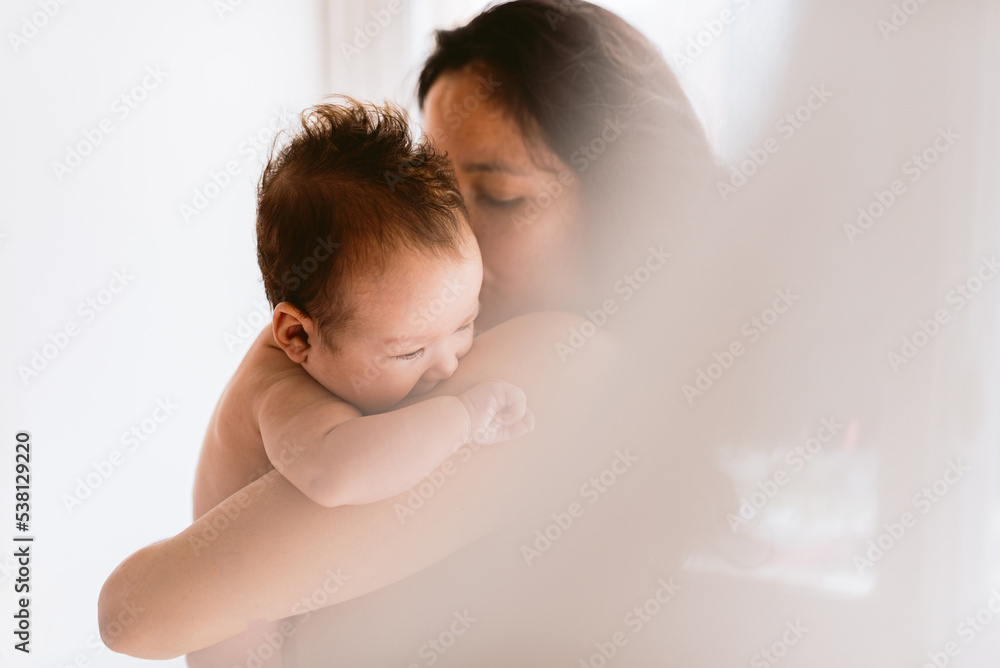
[461,161,530,176]
[464,160,566,177]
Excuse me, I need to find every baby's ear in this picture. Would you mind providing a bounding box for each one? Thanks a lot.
[272,302,313,363]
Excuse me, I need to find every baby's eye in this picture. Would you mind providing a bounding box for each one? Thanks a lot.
[456,322,473,332]
[395,349,424,361]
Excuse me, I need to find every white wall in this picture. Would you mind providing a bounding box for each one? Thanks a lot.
[1,1,323,665]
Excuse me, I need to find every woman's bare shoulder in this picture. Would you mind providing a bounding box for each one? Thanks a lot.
[401,309,620,408]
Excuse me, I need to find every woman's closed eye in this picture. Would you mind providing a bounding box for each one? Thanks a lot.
[477,194,524,209]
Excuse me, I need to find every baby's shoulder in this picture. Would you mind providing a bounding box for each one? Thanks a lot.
[214,328,298,411]
[239,330,308,397]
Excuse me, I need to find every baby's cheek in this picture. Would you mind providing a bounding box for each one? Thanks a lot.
[460,333,475,357]
[403,372,427,398]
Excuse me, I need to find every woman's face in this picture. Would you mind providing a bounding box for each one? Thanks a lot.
[423,65,586,330]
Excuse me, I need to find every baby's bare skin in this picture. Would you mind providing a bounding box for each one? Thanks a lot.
[190,251,534,522]
[191,286,536,525]
[183,252,534,667]
[192,327,324,519]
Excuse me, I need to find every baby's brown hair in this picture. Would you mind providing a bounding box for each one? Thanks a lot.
[256,98,471,346]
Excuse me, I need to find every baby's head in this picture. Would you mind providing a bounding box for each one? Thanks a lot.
[256,99,482,414]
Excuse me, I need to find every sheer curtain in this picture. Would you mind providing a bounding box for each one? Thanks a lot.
[314,0,1000,664]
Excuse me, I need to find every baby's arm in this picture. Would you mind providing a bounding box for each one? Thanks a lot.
[257,368,533,507]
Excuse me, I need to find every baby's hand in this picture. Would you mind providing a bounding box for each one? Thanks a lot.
[457,380,536,446]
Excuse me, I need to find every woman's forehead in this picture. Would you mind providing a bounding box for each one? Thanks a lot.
[424,73,566,176]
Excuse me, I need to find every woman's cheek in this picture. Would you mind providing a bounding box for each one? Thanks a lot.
[520,201,578,267]
[475,184,583,304]
[494,224,541,285]
[472,209,524,274]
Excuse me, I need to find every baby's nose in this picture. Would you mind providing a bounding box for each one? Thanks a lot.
[426,351,460,382]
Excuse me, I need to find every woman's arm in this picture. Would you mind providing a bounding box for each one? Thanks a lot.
[98,311,617,659]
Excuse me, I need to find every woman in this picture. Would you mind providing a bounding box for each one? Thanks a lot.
[98,1,722,662]
[417,0,718,332]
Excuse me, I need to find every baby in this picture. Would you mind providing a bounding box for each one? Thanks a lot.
[191,99,534,522]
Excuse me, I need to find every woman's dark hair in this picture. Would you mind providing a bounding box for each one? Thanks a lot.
[418,0,720,247]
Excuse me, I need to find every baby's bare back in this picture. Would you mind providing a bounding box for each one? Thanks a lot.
[191,327,296,519]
